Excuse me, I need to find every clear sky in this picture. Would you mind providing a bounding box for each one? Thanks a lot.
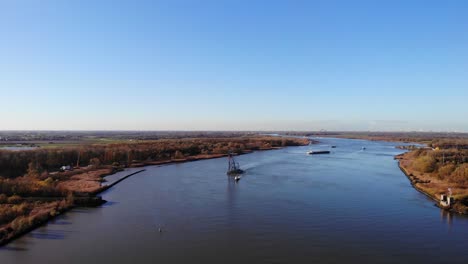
[1,0,467,131]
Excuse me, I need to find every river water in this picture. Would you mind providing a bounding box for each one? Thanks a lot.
[1,138,468,263]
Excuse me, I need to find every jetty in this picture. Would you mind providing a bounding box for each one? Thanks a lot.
[99,169,146,192]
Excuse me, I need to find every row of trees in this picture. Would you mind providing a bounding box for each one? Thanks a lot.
[429,139,468,150]
[0,136,308,179]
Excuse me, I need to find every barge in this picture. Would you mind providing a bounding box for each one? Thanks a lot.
[307,150,331,155]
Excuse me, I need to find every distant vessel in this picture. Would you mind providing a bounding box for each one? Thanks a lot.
[227,153,244,175]
[331,146,337,148]
[307,150,330,155]
[234,176,241,181]
[306,140,330,155]
[362,147,366,150]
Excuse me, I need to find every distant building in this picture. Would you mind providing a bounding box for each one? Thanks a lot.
[60,165,73,172]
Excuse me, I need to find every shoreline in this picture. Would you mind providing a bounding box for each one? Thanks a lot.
[0,144,306,247]
[2,136,464,247]
[313,132,467,215]
[396,156,439,203]
[96,147,284,192]
[395,152,468,215]
[316,133,468,215]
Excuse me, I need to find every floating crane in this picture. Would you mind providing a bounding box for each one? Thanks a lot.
[227,152,244,176]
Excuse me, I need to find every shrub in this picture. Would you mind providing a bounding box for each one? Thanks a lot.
[0,194,7,204]
[0,208,17,225]
[173,150,184,159]
[89,158,101,167]
[450,164,468,184]
[43,177,54,186]
[10,217,30,234]
[411,148,424,158]
[438,164,456,180]
[413,155,437,173]
[49,207,59,217]
[13,203,29,215]
[7,195,23,204]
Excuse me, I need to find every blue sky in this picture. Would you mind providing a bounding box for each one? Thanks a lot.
[1,0,467,131]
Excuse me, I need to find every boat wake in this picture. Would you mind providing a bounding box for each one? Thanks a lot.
[240,162,261,171]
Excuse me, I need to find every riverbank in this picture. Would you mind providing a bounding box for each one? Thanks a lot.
[290,131,467,145]
[396,153,438,201]
[0,168,147,247]
[354,134,468,214]
[395,151,468,215]
[0,136,311,246]
[6,136,468,264]
[58,149,297,196]
[300,132,468,215]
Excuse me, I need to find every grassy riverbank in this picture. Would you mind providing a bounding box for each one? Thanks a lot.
[395,148,468,214]
[0,134,310,246]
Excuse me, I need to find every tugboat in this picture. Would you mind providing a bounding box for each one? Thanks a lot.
[227,152,244,176]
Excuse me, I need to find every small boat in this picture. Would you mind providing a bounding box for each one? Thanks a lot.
[362,147,366,150]
[331,146,337,148]
[234,176,241,181]
[307,150,330,155]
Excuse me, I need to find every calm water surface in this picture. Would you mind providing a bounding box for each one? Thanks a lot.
[2,138,468,263]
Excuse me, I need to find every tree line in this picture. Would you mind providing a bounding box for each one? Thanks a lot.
[410,141,468,185]
[0,136,307,179]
